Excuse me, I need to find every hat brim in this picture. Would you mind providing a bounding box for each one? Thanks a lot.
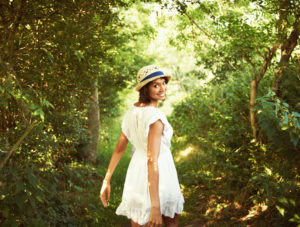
[135,75,171,91]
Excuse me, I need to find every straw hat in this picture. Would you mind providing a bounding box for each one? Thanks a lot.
[135,65,171,91]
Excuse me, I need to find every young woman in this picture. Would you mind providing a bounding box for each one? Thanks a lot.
[100,65,184,227]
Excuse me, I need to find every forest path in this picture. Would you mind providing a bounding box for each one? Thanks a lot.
[173,145,276,227]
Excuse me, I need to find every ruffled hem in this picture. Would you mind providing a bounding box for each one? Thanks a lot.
[116,195,184,225]
[116,203,149,225]
[161,195,184,219]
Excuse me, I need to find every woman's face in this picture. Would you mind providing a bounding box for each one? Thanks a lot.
[148,77,167,102]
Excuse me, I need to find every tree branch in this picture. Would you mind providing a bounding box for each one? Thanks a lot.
[257,44,279,83]
[182,10,218,44]
[272,15,300,95]
[244,54,256,71]
[0,122,36,169]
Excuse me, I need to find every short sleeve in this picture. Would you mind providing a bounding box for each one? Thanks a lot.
[145,109,168,137]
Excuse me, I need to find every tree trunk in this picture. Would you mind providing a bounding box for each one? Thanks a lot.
[249,44,279,140]
[272,17,300,96]
[250,78,258,139]
[83,77,100,163]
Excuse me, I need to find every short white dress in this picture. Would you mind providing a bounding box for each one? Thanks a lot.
[116,104,184,225]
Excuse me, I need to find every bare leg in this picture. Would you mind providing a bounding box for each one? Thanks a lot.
[162,214,180,227]
[131,219,147,227]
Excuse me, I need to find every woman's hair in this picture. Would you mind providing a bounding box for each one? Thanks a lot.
[138,77,169,103]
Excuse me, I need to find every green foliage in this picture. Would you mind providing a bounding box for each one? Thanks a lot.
[0,160,129,226]
[0,0,155,226]
[256,91,300,148]
[170,72,251,149]
[170,72,300,225]
[167,1,300,224]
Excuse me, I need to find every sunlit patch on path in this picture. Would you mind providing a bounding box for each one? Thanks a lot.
[237,203,268,222]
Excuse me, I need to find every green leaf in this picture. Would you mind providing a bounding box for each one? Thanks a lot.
[0,85,5,94]
[33,108,45,121]
[282,102,289,108]
[26,167,37,189]
[40,98,54,109]
[283,112,288,125]
[29,103,37,110]
[74,50,84,62]
[263,102,275,107]
[264,167,272,175]
[278,197,289,205]
[289,214,300,224]
[292,111,300,118]
[289,199,296,207]
[290,132,299,147]
[73,185,84,192]
[36,195,43,203]
[276,205,285,216]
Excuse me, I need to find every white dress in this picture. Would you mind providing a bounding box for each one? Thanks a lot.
[116,104,184,225]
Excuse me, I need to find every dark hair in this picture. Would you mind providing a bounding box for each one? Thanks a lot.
[138,77,169,104]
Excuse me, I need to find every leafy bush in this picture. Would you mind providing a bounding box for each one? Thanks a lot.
[170,72,300,225]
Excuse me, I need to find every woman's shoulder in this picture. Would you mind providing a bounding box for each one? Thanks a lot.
[144,108,168,124]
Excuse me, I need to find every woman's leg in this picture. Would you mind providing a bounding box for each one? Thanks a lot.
[162,214,180,227]
[130,219,147,227]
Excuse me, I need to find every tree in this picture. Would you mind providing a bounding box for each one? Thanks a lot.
[170,0,299,140]
[0,0,158,225]
[0,0,137,164]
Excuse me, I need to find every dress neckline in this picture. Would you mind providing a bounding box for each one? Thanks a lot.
[132,103,158,109]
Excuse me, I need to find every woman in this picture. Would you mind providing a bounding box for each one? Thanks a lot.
[100,65,184,227]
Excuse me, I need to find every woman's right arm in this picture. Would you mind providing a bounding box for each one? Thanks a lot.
[100,131,128,207]
[147,120,164,226]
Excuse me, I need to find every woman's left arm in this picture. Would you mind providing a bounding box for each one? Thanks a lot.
[147,119,164,226]
[100,131,128,207]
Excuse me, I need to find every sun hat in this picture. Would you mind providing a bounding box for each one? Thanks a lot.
[135,65,171,91]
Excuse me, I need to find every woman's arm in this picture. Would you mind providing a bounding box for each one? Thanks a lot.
[100,131,128,207]
[147,120,164,226]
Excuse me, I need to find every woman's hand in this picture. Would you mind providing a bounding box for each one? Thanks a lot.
[99,131,128,207]
[99,180,111,207]
[148,206,162,227]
